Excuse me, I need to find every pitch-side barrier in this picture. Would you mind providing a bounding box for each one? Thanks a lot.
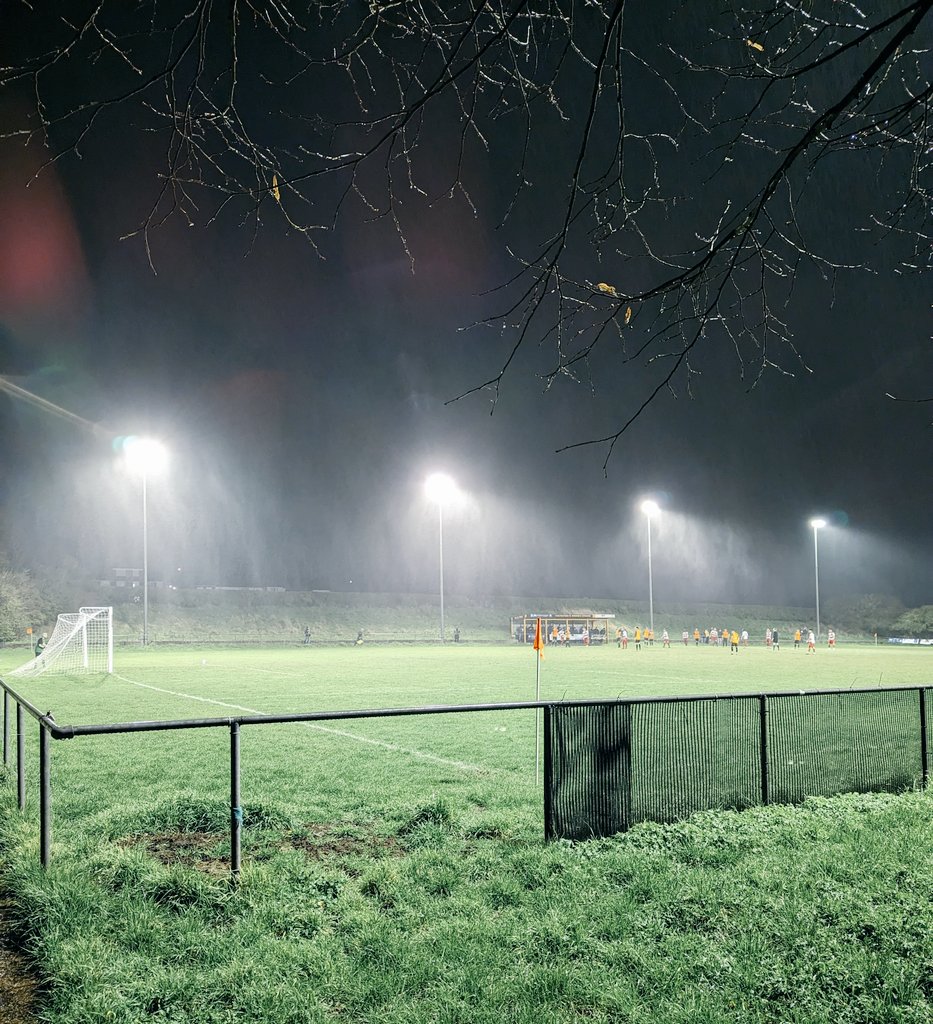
[1,680,930,880]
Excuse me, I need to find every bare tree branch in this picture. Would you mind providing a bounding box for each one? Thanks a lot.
[2,0,929,456]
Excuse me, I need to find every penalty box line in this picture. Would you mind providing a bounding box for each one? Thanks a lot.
[113,674,492,774]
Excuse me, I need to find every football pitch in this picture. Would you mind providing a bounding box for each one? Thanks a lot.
[2,643,933,1024]
[2,642,930,832]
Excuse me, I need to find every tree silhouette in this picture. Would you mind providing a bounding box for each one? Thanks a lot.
[3,0,930,462]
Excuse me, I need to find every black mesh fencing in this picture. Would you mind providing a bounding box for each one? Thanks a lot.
[926,688,933,780]
[545,686,931,841]
[767,689,921,803]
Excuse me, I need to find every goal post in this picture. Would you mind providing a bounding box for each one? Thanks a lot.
[11,606,113,677]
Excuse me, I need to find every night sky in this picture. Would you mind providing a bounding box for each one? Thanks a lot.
[0,3,930,608]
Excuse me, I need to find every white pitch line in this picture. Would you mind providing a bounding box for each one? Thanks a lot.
[112,674,491,773]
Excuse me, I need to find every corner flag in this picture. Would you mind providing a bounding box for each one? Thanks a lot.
[533,617,544,783]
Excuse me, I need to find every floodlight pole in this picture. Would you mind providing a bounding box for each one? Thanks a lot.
[812,523,821,642]
[425,473,458,644]
[142,470,149,647]
[437,501,445,643]
[641,501,659,635]
[646,515,654,637]
[124,437,167,647]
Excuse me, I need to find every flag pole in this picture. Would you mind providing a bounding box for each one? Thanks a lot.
[534,617,543,784]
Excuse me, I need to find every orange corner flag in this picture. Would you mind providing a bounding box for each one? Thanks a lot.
[533,617,544,660]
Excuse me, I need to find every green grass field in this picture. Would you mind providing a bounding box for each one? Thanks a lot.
[1,643,933,1023]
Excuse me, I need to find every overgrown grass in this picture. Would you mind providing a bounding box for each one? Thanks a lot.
[1,644,932,1021]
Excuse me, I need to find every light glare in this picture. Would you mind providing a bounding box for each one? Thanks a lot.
[123,436,169,477]
[425,472,458,505]
[810,517,827,529]
[641,499,660,518]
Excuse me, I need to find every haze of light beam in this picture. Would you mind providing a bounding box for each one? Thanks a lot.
[0,375,107,439]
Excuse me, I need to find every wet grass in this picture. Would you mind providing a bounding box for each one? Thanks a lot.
[0,644,931,1022]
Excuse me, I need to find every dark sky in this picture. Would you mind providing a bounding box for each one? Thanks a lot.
[0,3,930,608]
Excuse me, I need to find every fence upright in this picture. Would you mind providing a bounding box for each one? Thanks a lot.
[230,723,242,879]
[16,703,24,810]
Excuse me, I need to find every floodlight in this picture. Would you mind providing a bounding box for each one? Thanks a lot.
[123,436,169,477]
[810,517,827,530]
[641,499,660,518]
[425,472,458,505]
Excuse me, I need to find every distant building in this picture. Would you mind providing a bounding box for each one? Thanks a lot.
[510,611,615,645]
[98,567,147,588]
[194,585,286,592]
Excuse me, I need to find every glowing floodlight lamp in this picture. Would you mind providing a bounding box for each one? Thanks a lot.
[639,499,661,635]
[425,472,458,506]
[123,436,169,478]
[425,473,460,642]
[123,437,169,646]
[809,517,827,640]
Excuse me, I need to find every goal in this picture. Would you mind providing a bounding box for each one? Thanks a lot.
[11,606,113,677]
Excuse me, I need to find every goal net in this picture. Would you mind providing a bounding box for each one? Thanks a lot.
[11,606,113,677]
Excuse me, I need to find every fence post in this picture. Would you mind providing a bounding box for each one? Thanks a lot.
[3,691,8,766]
[230,722,242,880]
[542,705,553,841]
[16,703,25,810]
[759,694,769,805]
[920,687,929,790]
[40,724,51,868]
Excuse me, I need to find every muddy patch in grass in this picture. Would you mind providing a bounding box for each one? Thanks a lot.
[0,898,38,1024]
[283,824,403,861]
[119,831,230,876]
[122,823,402,875]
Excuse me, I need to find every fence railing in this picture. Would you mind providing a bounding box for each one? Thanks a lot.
[545,686,932,840]
[1,680,930,879]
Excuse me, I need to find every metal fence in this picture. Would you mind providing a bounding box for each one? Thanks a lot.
[1,681,930,879]
[545,687,932,840]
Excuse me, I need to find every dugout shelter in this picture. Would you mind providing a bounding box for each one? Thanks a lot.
[511,612,615,645]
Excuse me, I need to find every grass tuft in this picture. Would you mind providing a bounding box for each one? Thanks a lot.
[121,796,294,836]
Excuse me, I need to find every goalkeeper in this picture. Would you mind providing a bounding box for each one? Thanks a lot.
[34,633,47,657]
